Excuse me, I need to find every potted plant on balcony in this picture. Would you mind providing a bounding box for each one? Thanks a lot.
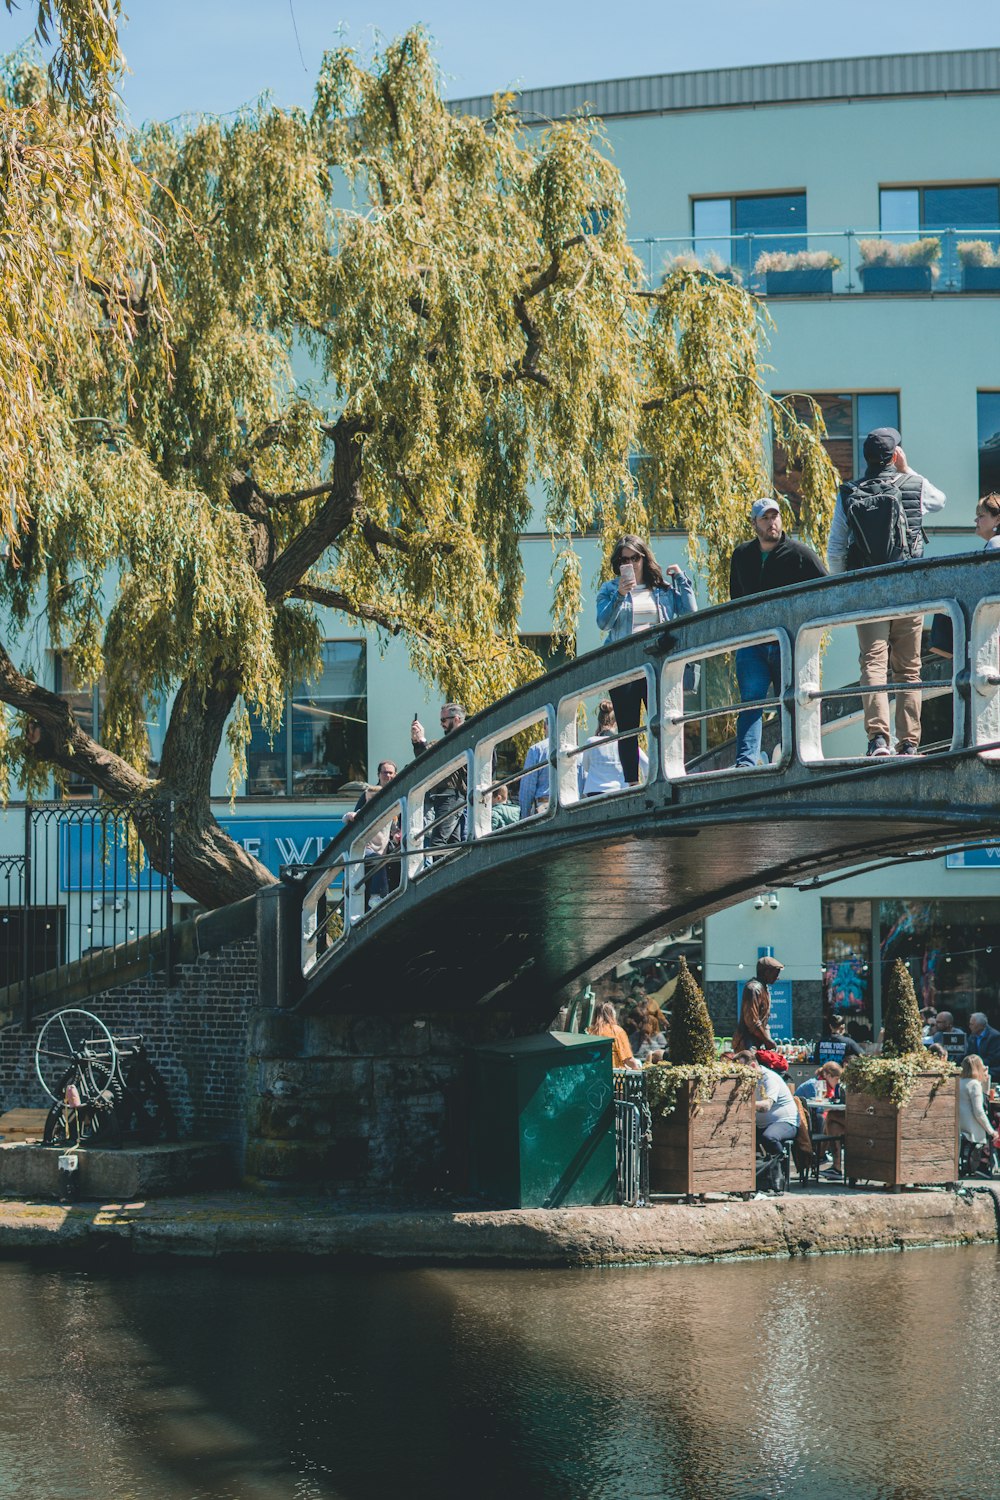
[957,239,1000,292]
[644,958,756,1197]
[842,958,958,1188]
[754,248,841,296]
[857,236,941,293]
[663,250,743,286]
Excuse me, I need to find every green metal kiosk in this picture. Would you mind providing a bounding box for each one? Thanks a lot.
[469,1031,616,1208]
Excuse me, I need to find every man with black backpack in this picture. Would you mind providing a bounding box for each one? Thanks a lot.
[827,427,945,757]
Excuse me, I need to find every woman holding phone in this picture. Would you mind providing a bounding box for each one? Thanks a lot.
[595,535,697,784]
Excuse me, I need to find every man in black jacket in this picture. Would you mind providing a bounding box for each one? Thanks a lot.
[729,498,827,767]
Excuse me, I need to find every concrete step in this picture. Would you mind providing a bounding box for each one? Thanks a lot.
[0,1140,233,1202]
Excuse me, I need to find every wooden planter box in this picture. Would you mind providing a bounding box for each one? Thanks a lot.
[845,1074,958,1187]
[860,265,934,293]
[764,268,834,296]
[649,1077,755,1196]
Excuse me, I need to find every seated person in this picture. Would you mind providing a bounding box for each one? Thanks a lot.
[735,1050,798,1157]
[796,1068,827,1101]
[489,782,520,830]
[815,1062,845,1177]
[925,1010,966,1064]
[814,1013,864,1066]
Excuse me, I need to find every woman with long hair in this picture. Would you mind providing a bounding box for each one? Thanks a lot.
[959,1053,995,1151]
[595,535,697,784]
[588,1001,641,1071]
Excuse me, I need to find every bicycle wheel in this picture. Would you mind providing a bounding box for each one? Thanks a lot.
[34,1009,117,1103]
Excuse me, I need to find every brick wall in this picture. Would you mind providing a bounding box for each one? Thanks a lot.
[244,1008,536,1198]
[0,938,257,1144]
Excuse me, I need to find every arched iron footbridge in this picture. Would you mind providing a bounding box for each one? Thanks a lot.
[288,553,1000,1017]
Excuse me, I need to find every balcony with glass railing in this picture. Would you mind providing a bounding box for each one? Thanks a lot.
[630,228,1000,296]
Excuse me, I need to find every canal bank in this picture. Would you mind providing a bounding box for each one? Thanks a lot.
[0,1185,996,1266]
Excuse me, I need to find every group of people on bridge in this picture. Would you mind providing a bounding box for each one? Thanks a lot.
[343,425,998,895]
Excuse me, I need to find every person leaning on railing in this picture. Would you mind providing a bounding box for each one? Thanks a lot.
[595,535,697,786]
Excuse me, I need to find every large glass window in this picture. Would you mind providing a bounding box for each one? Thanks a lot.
[879,898,1000,1027]
[823,897,1000,1040]
[881,184,1000,235]
[978,392,1000,496]
[881,185,1000,285]
[693,192,806,277]
[247,641,367,798]
[773,392,900,514]
[53,656,105,801]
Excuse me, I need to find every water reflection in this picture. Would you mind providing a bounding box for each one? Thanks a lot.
[0,1246,996,1499]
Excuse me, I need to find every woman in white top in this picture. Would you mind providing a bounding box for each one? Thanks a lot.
[974,492,1000,551]
[959,1054,994,1145]
[581,700,626,797]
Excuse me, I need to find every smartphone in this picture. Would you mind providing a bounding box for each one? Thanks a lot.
[620,563,635,586]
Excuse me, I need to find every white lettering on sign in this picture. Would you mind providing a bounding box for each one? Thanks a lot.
[241,838,262,857]
[275,835,316,865]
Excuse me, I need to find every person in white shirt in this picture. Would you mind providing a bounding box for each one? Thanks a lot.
[735,1050,798,1155]
[580,700,626,797]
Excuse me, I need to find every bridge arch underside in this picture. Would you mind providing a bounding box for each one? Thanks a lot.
[297,759,999,1021]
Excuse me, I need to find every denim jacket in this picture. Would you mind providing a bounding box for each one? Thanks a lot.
[595,572,698,642]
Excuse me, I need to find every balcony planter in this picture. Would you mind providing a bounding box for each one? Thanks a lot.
[648,1074,756,1195]
[764,268,834,296]
[843,1071,958,1187]
[860,265,934,293]
[962,266,1000,292]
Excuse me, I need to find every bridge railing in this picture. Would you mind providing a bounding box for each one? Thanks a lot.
[297,557,1000,983]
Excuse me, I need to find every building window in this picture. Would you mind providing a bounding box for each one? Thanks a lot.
[693,192,806,277]
[977,392,1000,496]
[880,184,1000,237]
[823,896,1000,1040]
[246,641,367,798]
[53,655,105,801]
[773,392,900,513]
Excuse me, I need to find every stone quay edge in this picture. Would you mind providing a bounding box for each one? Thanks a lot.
[0,1187,996,1266]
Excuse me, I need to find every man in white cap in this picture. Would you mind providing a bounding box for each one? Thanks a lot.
[729,497,827,768]
[827,427,945,758]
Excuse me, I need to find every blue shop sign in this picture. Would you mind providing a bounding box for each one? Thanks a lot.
[734,979,793,1040]
[946,845,1000,868]
[60,815,347,891]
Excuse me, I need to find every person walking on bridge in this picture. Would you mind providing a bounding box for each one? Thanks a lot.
[729,498,826,768]
[595,535,697,785]
[826,427,946,758]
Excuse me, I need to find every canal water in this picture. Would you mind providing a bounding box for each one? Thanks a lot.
[0,1244,995,1499]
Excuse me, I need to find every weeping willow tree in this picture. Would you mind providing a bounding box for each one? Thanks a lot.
[0,26,837,907]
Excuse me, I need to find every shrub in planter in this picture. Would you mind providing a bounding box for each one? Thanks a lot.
[663,250,743,285]
[644,958,756,1195]
[858,237,940,293]
[842,959,958,1187]
[754,249,841,295]
[957,239,1000,290]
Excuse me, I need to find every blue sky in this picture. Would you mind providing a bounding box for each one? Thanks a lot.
[1,0,999,125]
